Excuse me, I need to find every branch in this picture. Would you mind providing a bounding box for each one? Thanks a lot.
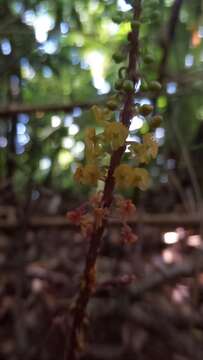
[96,254,203,300]
[129,305,203,360]
[0,212,201,229]
[0,99,106,118]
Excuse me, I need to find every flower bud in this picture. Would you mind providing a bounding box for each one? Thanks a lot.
[122,80,134,92]
[149,80,162,91]
[112,53,125,63]
[106,100,118,111]
[140,80,149,92]
[139,104,154,116]
[150,115,163,129]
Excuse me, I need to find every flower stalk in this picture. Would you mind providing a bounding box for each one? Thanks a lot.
[65,1,143,358]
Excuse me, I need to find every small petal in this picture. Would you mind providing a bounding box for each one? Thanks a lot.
[113,164,134,188]
[104,122,128,150]
[116,198,136,219]
[132,168,150,190]
[82,164,101,186]
[74,165,84,183]
[67,206,85,225]
[121,224,138,244]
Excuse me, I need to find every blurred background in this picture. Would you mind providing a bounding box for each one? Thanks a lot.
[1,0,203,359]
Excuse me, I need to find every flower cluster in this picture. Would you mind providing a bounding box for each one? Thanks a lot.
[70,99,161,243]
[67,206,94,238]
[114,196,137,244]
[115,196,136,219]
[103,122,129,150]
[113,164,150,190]
[74,97,160,190]
[130,133,158,164]
[67,192,138,244]
[74,164,101,186]
[121,224,138,244]
[67,192,109,239]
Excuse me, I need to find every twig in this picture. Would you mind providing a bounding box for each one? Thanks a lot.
[0,99,106,118]
[65,2,142,359]
[0,212,202,229]
[96,254,203,299]
[129,305,203,360]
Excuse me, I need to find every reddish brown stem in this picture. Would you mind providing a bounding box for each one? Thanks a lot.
[65,2,141,359]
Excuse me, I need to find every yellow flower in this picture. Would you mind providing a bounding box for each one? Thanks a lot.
[113,164,134,188]
[104,122,129,150]
[74,164,101,186]
[143,133,158,159]
[132,168,150,190]
[74,165,84,183]
[85,128,96,143]
[85,128,101,162]
[130,133,158,164]
[92,105,107,125]
[82,164,101,186]
[92,105,103,124]
[130,143,149,164]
